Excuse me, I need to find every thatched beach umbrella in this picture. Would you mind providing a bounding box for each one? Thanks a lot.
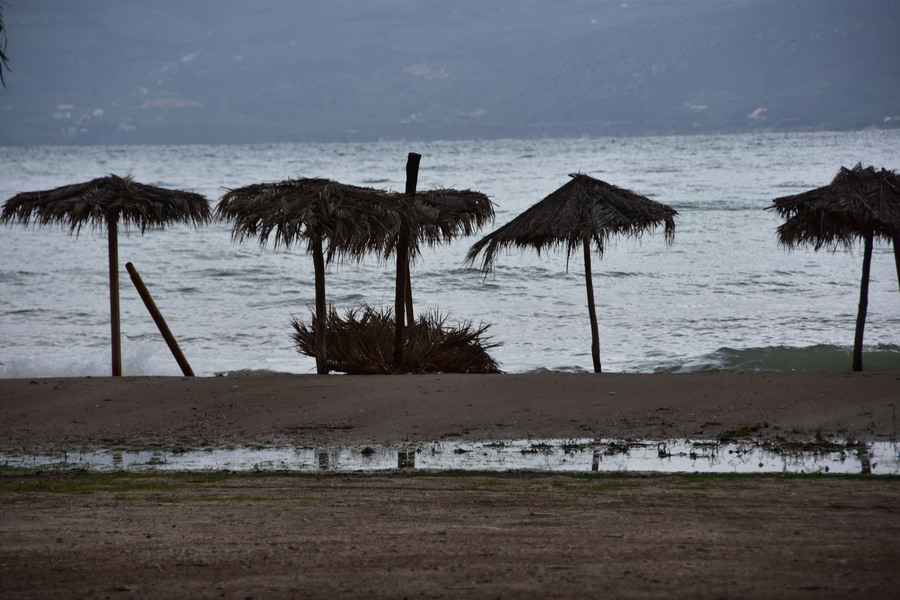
[382,153,495,369]
[767,164,900,371]
[466,173,676,373]
[216,178,408,374]
[1,174,211,376]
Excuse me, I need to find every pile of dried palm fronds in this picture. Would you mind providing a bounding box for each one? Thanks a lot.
[291,304,501,374]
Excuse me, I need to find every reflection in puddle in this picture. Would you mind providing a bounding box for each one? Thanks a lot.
[317,451,331,471]
[397,450,416,469]
[2,438,898,475]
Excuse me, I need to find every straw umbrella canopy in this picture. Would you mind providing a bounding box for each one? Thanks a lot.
[767,163,900,371]
[413,189,495,246]
[216,177,410,375]
[466,172,676,373]
[0,174,211,376]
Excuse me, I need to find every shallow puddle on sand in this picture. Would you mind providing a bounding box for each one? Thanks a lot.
[3,438,899,475]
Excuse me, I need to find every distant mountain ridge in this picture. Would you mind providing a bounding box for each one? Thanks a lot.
[1,0,898,145]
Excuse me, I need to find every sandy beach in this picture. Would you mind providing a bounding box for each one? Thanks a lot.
[2,371,899,452]
[2,372,899,598]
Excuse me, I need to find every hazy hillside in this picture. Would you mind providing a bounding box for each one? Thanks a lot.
[1,0,898,145]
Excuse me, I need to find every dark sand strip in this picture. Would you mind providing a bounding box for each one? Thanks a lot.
[2,372,898,451]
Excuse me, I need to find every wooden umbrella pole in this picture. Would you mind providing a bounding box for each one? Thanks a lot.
[393,229,409,370]
[107,218,122,376]
[852,232,874,372]
[583,238,602,373]
[405,262,414,326]
[312,229,328,375]
[394,152,421,371]
[125,262,195,377]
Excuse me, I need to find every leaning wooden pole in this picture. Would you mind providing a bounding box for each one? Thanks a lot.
[393,152,421,371]
[852,232,874,372]
[312,229,328,375]
[583,238,602,373]
[126,262,195,377]
[107,218,122,377]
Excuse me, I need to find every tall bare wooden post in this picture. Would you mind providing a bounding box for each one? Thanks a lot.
[583,238,602,373]
[852,232,874,372]
[107,218,122,376]
[394,152,421,371]
[312,228,328,374]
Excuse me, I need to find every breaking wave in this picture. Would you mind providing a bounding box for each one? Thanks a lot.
[658,344,900,373]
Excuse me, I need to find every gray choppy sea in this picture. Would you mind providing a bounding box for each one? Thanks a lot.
[1,131,899,376]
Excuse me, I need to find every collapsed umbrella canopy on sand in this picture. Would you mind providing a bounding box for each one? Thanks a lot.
[767,163,900,372]
[0,174,211,376]
[216,177,411,374]
[466,172,676,373]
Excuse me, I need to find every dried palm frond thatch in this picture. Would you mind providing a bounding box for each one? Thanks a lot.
[217,177,411,262]
[410,188,495,250]
[0,174,211,233]
[291,304,501,374]
[768,164,900,250]
[466,173,675,271]
[466,172,676,373]
[217,178,414,374]
[1,174,211,376]
[767,164,900,372]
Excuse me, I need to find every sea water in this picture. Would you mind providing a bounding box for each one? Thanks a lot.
[3,439,898,475]
[1,131,899,376]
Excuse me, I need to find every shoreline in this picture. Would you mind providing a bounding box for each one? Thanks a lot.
[2,371,898,453]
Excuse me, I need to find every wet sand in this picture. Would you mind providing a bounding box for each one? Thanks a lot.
[1,471,899,599]
[2,372,899,599]
[2,371,899,452]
